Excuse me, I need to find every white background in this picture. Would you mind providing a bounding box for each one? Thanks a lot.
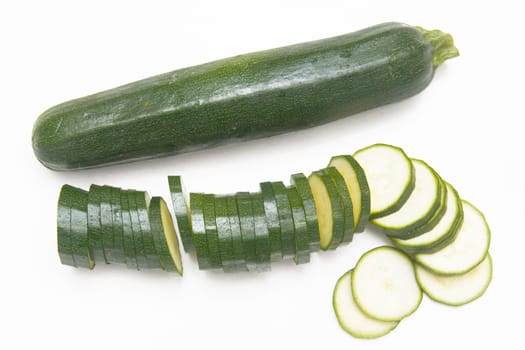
[1,1,523,349]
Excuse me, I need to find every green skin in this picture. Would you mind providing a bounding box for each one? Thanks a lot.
[168,176,193,253]
[33,22,458,170]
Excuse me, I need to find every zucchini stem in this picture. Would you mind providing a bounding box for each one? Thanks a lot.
[416,26,459,68]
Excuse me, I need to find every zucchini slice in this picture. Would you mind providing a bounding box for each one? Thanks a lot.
[353,144,415,219]
[225,195,248,272]
[135,191,161,269]
[236,192,257,271]
[391,182,463,254]
[168,176,193,253]
[322,167,355,244]
[372,159,444,239]
[308,170,344,250]
[57,185,77,267]
[190,192,211,270]
[260,182,283,262]
[414,200,491,275]
[87,184,107,263]
[352,246,422,321]
[251,193,272,272]
[149,196,183,275]
[415,254,492,306]
[70,186,95,269]
[100,186,117,263]
[120,190,139,270]
[333,270,399,339]
[290,173,320,252]
[214,195,236,272]
[270,182,295,259]
[286,186,310,265]
[127,190,149,269]
[203,194,222,269]
[328,155,370,233]
[109,186,126,264]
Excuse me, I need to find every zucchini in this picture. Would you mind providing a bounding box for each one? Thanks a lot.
[260,182,283,262]
[127,190,149,269]
[134,191,161,269]
[214,195,236,272]
[251,193,271,272]
[57,185,78,267]
[225,195,247,272]
[290,173,320,252]
[87,185,107,263]
[190,192,211,270]
[168,176,193,253]
[120,190,139,270]
[33,23,458,170]
[100,186,117,263]
[203,193,222,269]
[328,155,370,233]
[109,186,126,264]
[236,192,258,271]
[270,182,295,259]
[69,186,95,269]
[286,186,310,265]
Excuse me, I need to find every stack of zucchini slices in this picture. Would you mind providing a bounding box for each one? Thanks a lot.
[57,184,183,274]
[333,144,492,339]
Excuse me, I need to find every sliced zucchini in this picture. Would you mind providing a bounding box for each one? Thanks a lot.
[190,192,211,270]
[120,190,139,270]
[251,193,272,272]
[414,200,491,275]
[307,170,344,250]
[352,246,422,321]
[333,270,398,339]
[372,159,444,239]
[328,155,370,233]
[203,194,222,269]
[168,176,193,253]
[70,186,95,269]
[353,144,415,219]
[260,182,283,262]
[127,190,148,269]
[135,190,161,269]
[415,254,492,306]
[392,182,463,254]
[57,185,77,267]
[109,186,126,264]
[322,167,355,244]
[214,195,236,272]
[87,184,107,263]
[148,196,183,275]
[286,186,310,265]
[100,186,117,263]
[225,195,248,272]
[290,173,320,252]
[270,182,295,259]
[236,192,257,271]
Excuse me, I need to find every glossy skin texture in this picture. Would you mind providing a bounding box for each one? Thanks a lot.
[33,22,436,170]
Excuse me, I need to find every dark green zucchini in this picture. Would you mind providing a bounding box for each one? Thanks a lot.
[236,192,257,272]
[69,186,94,269]
[190,192,211,270]
[99,186,116,263]
[109,186,126,264]
[251,193,271,272]
[168,176,193,253]
[214,195,236,272]
[57,185,77,267]
[33,23,458,170]
[135,191,162,269]
[87,185,107,263]
[260,182,283,262]
[290,173,320,252]
[225,195,248,272]
[270,182,295,259]
[286,186,310,265]
[120,190,139,270]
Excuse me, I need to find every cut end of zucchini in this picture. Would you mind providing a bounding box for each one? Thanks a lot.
[308,173,333,250]
[415,26,459,67]
[159,199,184,275]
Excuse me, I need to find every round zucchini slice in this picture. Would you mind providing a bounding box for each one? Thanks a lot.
[135,190,161,269]
[260,182,283,262]
[225,195,248,272]
[70,186,95,269]
[108,186,126,265]
[251,193,271,272]
[87,184,107,263]
[214,195,236,272]
[189,192,211,270]
[286,186,310,265]
[120,190,139,270]
[236,192,257,272]
[290,173,320,252]
[270,182,295,259]
[57,185,77,267]
[168,176,193,253]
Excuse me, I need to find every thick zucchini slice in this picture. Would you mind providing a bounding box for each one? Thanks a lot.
[333,270,399,339]
[260,182,283,262]
[33,23,458,170]
[57,185,77,267]
[120,190,139,270]
[352,246,421,321]
[109,186,126,264]
[372,159,444,239]
[87,184,107,263]
[148,197,183,275]
[127,190,149,269]
[135,190,161,269]
[290,173,320,252]
[328,155,371,233]
[286,186,310,265]
[251,193,271,272]
[100,186,117,263]
[203,194,222,269]
[214,195,236,272]
[323,167,355,244]
[308,170,344,250]
[414,200,491,275]
[225,195,248,272]
[270,182,295,259]
[236,192,257,271]
[190,192,211,270]
[415,254,492,306]
[353,144,415,219]
[392,182,463,254]
[70,186,95,269]
[168,176,193,253]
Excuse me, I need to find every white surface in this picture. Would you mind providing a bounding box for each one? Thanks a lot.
[1,0,523,349]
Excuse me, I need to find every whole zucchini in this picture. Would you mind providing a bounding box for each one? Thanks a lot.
[32,22,458,170]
